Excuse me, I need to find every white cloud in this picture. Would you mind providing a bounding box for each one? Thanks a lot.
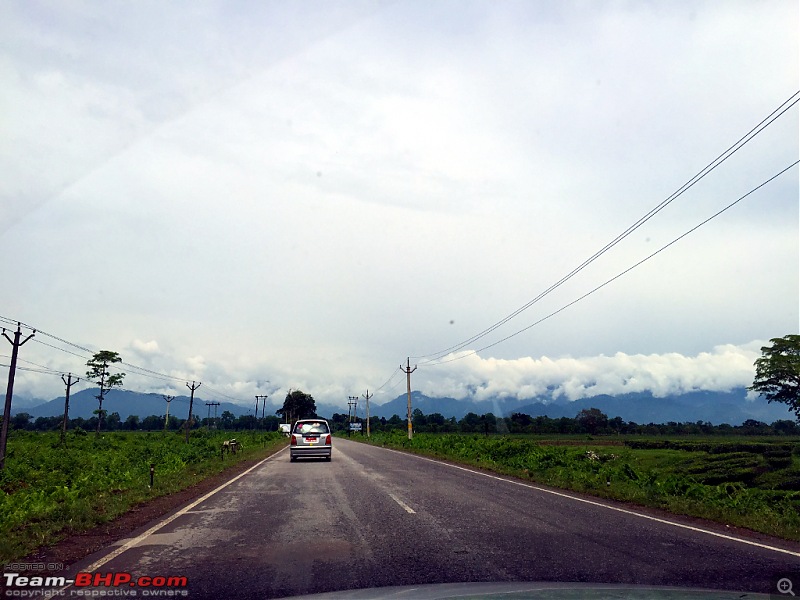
[130,339,160,355]
[414,342,762,403]
[1,1,797,410]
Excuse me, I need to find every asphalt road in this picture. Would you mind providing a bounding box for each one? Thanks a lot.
[56,438,799,598]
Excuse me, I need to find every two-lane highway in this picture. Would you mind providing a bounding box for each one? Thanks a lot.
[59,438,799,598]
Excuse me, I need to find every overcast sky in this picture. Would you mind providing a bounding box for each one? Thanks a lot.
[1,1,798,412]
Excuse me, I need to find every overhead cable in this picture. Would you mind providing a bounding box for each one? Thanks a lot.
[425,159,799,366]
[412,90,800,364]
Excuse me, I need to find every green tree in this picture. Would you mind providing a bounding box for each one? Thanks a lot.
[106,411,122,431]
[749,334,800,421]
[10,413,31,430]
[140,415,162,431]
[85,350,125,435]
[123,414,140,430]
[576,407,608,434]
[276,389,316,422]
[219,410,235,429]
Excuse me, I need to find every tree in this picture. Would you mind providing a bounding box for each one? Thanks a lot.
[220,410,236,430]
[140,415,162,431]
[749,335,800,421]
[105,411,121,430]
[85,350,125,435]
[276,390,316,422]
[576,407,608,434]
[11,412,31,430]
[123,414,140,430]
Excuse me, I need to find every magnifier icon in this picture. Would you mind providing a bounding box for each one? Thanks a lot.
[778,578,795,596]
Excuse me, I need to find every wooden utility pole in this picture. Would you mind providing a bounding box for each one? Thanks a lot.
[163,395,174,431]
[362,389,372,437]
[185,381,201,443]
[0,323,35,469]
[400,358,417,440]
[61,373,80,443]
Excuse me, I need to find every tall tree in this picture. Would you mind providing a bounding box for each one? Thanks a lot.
[749,334,800,421]
[85,350,125,435]
[276,389,316,422]
[576,407,608,434]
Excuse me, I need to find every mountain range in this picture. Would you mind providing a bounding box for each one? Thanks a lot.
[361,389,794,425]
[11,387,794,426]
[13,389,253,421]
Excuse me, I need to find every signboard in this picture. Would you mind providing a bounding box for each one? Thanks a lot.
[349,423,362,431]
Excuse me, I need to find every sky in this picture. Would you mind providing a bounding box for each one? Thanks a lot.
[1,1,798,413]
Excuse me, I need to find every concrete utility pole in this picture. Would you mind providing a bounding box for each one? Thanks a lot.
[209,401,220,428]
[185,381,201,443]
[363,389,372,438]
[205,401,220,428]
[347,396,358,437]
[61,373,80,443]
[0,323,35,470]
[400,358,417,440]
[255,395,268,421]
[163,395,174,431]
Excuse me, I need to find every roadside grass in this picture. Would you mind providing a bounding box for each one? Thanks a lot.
[0,429,287,562]
[351,431,800,541]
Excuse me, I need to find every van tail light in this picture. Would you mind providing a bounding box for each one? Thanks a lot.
[291,435,297,446]
[325,434,331,445]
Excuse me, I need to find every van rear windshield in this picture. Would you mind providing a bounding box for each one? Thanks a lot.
[294,422,329,434]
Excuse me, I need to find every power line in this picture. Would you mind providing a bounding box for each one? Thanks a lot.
[425,159,799,366]
[0,363,62,376]
[411,90,800,365]
[2,318,256,406]
[30,338,93,362]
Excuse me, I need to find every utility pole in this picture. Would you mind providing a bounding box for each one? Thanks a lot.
[400,357,417,440]
[255,395,268,421]
[347,396,358,437]
[163,395,174,431]
[185,381,201,443]
[209,401,220,429]
[363,389,372,438]
[204,401,220,428]
[1,323,35,470]
[60,373,80,444]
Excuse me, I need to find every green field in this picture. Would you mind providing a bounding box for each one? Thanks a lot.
[0,429,287,562]
[352,431,800,541]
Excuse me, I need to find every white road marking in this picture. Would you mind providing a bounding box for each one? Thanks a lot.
[68,447,289,579]
[335,445,417,514]
[376,444,800,558]
[387,491,416,514]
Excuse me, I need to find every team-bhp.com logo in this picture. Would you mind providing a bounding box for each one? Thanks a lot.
[3,572,188,597]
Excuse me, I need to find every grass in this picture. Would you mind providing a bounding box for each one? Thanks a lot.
[350,431,800,541]
[0,429,287,562]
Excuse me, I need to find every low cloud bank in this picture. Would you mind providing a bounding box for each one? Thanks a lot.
[420,342,764,403]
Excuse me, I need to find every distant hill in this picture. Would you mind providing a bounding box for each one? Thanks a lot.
[12,387,794,426]
[13,389,349,422]
[14,388,252,420]
[357,388,793,426]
